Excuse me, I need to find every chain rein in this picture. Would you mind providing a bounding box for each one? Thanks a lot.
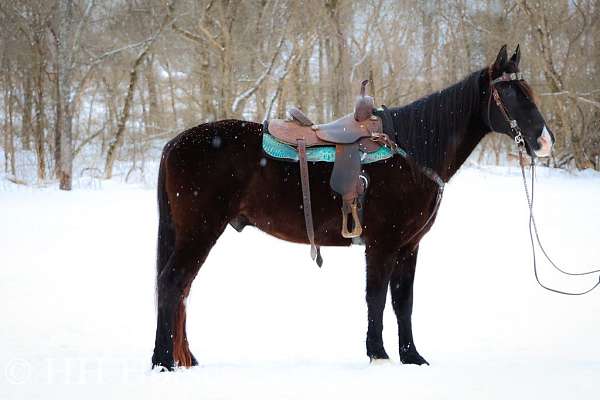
[489,70,600,295]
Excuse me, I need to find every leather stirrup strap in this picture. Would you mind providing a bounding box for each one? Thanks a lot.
[297,139,323,267]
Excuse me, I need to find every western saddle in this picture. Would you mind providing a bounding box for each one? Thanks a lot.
[267,81,397,265]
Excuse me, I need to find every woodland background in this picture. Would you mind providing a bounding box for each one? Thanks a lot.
[0,0,598,190]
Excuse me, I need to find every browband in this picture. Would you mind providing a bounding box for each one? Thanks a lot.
[490,72,524,85]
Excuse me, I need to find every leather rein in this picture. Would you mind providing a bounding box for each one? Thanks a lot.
[487,67,600,295]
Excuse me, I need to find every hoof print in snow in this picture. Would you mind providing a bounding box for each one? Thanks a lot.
[370,358,393,366]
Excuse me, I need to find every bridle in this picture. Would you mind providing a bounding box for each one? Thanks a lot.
[487,68,526,148]
[487,67,600,295]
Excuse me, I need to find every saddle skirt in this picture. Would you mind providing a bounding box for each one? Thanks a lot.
[263,114,397,164]
[262,130,395,164]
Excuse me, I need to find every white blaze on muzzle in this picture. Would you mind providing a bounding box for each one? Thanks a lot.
[534,126,553,157]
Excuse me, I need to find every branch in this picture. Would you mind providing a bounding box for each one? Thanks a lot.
[0,3,33,43]
[73,123,107,158]
[68,0,95,70]
[167,1,224,51]
[538,90,600,109]
[231,35,286,115]
[103,7,176,179]
[5,175,28,186]
[84,38,154,66]
[541,90,600,97]
[539,91,570,97]
[572,96,600,109]
[264,45,300,121]
[349,0,383,81]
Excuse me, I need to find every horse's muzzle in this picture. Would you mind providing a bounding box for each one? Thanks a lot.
[534,126,553,158]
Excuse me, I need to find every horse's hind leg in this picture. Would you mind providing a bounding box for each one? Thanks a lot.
[390,246,429,365]
[152,232,224,370]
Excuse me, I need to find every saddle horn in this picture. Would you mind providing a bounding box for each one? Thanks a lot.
[360,80,369,97]
[355,80,375,122]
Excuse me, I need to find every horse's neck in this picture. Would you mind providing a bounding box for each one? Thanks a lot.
[436,71,490,182]
[391,69,492,183]
[440,119,488,181]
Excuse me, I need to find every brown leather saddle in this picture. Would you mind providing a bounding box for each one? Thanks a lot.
[267,81,397,265]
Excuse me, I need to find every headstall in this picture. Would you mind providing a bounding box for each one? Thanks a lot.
[488,69,527,149]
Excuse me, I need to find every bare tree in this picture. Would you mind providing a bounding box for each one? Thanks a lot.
[1,0,599,187]
[104,4,175,179]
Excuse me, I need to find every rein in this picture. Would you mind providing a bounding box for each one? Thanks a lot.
[488,68,600,295]
[518,150,600,295]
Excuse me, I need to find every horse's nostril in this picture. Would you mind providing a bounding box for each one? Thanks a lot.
[540,126,554,146]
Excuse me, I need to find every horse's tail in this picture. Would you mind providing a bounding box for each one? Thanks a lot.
[156,142,175,280]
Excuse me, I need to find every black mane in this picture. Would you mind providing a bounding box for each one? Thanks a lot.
[383,69,485,177]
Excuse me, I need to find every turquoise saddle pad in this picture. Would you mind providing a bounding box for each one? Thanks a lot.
[262,131,396,164]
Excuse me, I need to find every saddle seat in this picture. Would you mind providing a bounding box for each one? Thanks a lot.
[266,80,397,265]
[267,112,383,153]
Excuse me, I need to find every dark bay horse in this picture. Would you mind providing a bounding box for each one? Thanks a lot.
[152,45,554,370]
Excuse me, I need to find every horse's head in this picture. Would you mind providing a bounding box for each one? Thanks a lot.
[485,45,555,158]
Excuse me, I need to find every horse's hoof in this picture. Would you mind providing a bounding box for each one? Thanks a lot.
[151,357,176,372]
[400,351,429,366]
[367,346,389,361]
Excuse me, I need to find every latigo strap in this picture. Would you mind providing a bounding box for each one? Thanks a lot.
[297,139,322,267]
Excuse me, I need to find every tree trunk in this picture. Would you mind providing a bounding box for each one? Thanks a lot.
[21,73,33,150]
[3,61,16,176]
[276,80,287,119]
[56,0,75,190]
[165,61,179,128]
[144,57,160,136]
[104,47,152,178]
[326,0,351,118]
[421,1,439,93]
[33,39,46,181]
[290,60,301,111]
[316,36,325,122]
[104,9,173,178]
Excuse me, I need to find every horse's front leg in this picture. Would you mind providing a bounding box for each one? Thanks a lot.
[365,246,394,362]
[390,246,429,365]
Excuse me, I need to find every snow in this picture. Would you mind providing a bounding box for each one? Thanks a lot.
[1,166,600,399]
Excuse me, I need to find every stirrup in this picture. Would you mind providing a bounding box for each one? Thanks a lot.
[341,200,362,238]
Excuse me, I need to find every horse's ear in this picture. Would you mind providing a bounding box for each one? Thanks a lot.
[510,44,521,66]
[493,45,508,70]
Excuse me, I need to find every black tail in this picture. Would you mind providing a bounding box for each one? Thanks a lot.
[156,143,176,278]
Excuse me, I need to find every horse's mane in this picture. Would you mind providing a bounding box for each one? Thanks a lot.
[386,69,485,176]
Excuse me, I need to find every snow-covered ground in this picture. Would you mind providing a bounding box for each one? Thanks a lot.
[1,166,599,399]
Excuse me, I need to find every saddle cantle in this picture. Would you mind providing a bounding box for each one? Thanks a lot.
[266,80,397,265]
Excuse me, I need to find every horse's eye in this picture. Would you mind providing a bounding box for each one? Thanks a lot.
[503,88,516,99]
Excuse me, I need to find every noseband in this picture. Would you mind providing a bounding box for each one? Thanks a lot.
[487,68,526,150]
